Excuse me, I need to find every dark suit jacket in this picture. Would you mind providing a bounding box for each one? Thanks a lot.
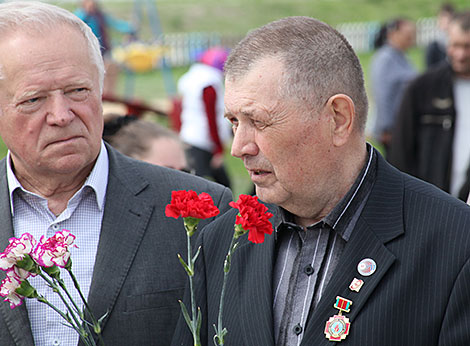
[388,62,456,195]
[0,144,233,346]
[172,153,470,346]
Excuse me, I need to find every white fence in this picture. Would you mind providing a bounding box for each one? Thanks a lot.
[337,17,438,53]
[152,18,439,67]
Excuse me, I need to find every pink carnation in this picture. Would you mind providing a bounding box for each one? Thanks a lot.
[0,233,36,271]
[0,269,24,309]
[32,230,76,268]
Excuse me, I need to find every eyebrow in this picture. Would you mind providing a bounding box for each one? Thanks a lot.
[224,110,256,119]
[16,79,92,100]
[14,89,42,104]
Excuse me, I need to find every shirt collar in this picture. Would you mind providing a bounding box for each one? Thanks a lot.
[7,140,109,215]
[276,143,377,241]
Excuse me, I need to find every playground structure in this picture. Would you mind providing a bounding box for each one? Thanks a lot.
[104,0,222,131]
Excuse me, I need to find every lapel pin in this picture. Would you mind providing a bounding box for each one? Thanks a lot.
[349,278,364,292]
[357,258,376,277]
[324,296,352,342]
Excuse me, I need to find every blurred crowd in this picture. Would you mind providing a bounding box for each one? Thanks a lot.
[370,3,470,202]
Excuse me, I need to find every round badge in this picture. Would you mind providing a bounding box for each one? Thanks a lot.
[357,258,376,276]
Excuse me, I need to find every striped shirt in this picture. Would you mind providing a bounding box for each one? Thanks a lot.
[273,144,377,346]
[8,141,108,346]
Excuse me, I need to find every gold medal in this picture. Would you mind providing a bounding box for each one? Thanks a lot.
[324,296,352,342]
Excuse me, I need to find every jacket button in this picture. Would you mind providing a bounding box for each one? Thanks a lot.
[304,264,314,276]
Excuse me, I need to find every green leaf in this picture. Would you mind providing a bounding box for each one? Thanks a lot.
[179,300,193,331]
[178,254,193,276]
[196,307,202,336]
[192,246,201,264]
[97,310,109,325]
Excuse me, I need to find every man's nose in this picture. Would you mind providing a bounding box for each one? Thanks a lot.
[230,123,258,158]
[46,93,75,126]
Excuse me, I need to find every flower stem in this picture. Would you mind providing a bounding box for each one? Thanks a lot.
[66,268,105,346]
[213,235,238,346]
[36,295,75,327]
[187,230,202,346]
[38,272,96,346]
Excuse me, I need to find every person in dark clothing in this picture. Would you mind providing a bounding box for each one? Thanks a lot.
[425,3,455,69]
[389,11,470,200]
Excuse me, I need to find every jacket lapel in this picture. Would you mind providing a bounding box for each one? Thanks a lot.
[0,159,35,345]
[301,154,406,345]
[236,228,276,345]
[85,146,154,333]
[300,218,398,345]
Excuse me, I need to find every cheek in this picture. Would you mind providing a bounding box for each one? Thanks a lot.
[0,111,38,143]
[78,101,103,132]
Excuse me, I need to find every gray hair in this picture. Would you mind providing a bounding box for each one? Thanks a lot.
[0,1,104,93]
[224,16,368,132]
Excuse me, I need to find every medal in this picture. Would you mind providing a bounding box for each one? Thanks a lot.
[349,278,364,292]
[324,296,352,342]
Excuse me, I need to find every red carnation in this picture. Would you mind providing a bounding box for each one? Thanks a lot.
[165,190,220,220]
[229,195,273,244]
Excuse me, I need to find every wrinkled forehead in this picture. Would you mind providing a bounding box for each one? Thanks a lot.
[225,57,285,103]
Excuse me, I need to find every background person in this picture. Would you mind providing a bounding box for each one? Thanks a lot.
[172,16,470,346]
[0,2,232,346]
[75,0,135,96]
[177,47,233,188]
[103,114,190,172]
[425,3,455,69]
[370,17,417,155]
[389,11,470,200]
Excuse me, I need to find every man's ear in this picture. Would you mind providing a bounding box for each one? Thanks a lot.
[325,94,356,147]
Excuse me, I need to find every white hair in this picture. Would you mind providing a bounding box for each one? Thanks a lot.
[0,1,105,93]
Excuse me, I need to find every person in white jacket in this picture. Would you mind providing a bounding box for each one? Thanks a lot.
[178,47,232,187]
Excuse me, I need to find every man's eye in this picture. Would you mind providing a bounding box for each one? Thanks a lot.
[66,88,88,100]
[253,119,267,129]
[17,96,43,113]
[24,97,39,104]
[227,117,238,127]
[68,88,87,94]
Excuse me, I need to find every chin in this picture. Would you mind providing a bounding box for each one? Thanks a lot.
[255,186,287,206]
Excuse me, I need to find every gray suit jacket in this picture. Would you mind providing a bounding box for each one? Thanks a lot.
[0,144,233,345]
[172,152,470,346]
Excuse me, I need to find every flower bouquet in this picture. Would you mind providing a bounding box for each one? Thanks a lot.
[0,230,105,346]
[166,191,273,346]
